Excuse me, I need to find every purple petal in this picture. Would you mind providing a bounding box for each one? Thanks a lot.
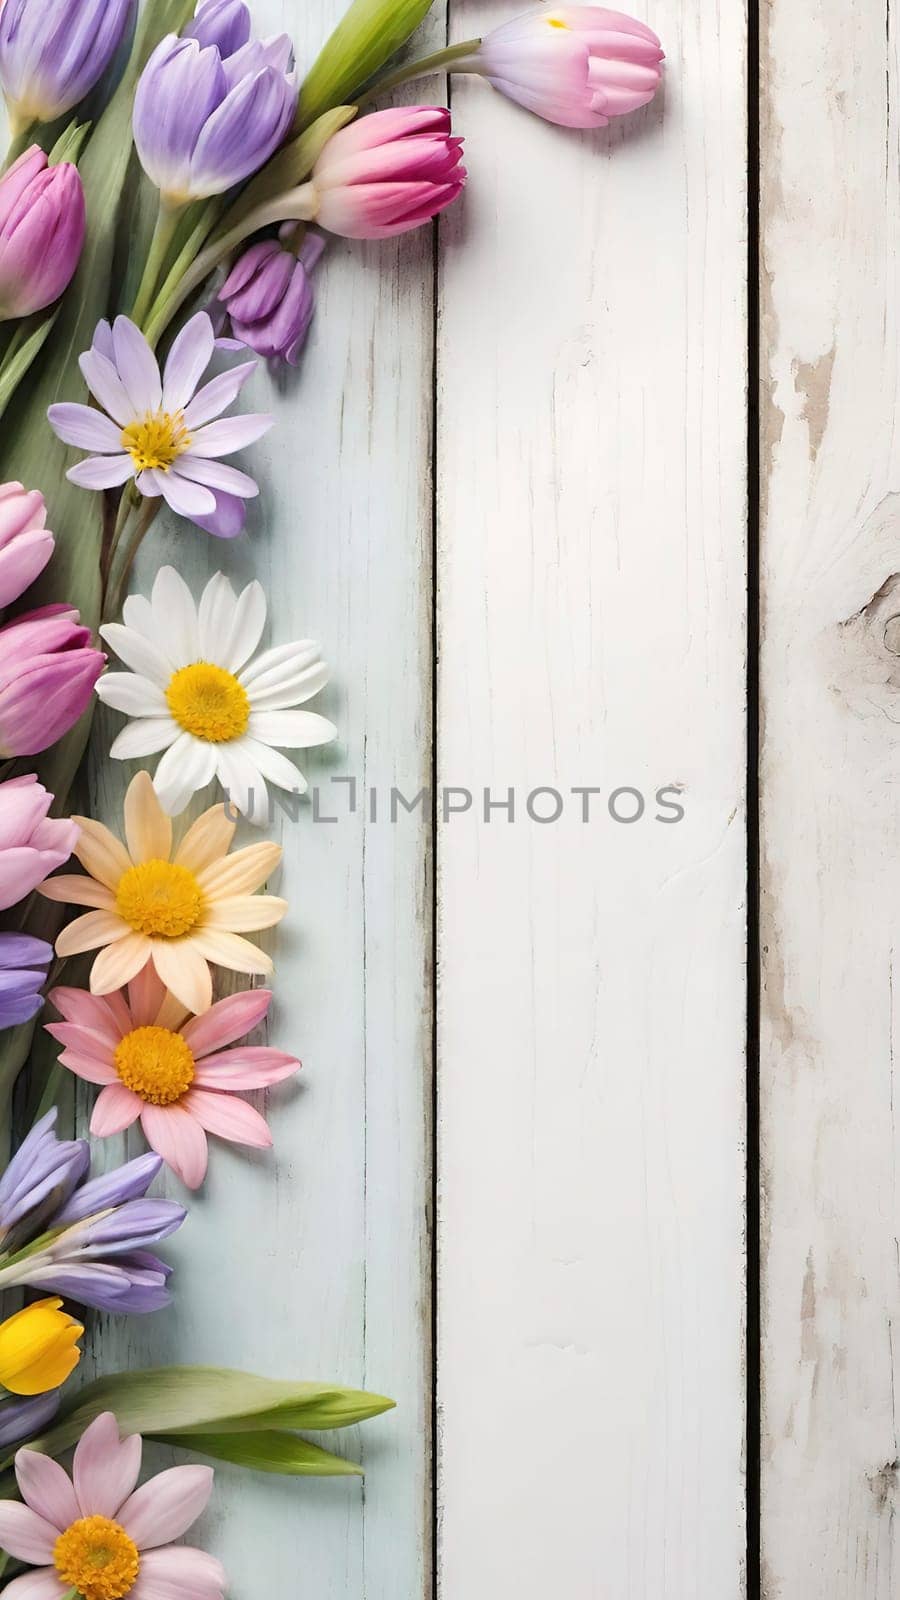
[67,454,134,490]
[189,487,247,538]
[54,1151,162,1223]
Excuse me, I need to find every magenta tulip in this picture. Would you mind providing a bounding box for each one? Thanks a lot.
[0,775,78,912]
[309,107,465,240]
[0,147,85,320]
[0,482,54,610]
[0,605,104,757]
[465,7,663,129]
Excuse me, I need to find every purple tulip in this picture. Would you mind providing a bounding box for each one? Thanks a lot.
[0,0,133,127]
[219,232,324,365]
[0,602,104,757]
[0,1390,61,1448]
[186,0,252,57]
[0,933,52,1029]
[0,147,85,320]
[133,31,297,205]
[0,1115,186,1315]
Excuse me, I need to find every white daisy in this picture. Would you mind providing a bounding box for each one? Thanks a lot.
[96,566,337,825]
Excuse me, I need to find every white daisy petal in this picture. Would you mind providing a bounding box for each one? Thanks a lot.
[182,361,257,429]
[186,414,273,457]
[121,593,171,655]
[158,471,216,518]
[95,672,167,716]
[112,316,162,413]
[237,736,309,797]
[67,455,134,490]
[110,718,180,759]
[175,457,258,498]
[197,572,237,661]
[247,709,338,749]
[246,659,331,711]
[214,742,271,827]
[225,580,267,671]
[162,313,215,412]
[153,734,218,816]
[48,403,124,452]
[150,568,199,662]
[99,623,173,686]
[79,348,133,426]
[239,640,321,688]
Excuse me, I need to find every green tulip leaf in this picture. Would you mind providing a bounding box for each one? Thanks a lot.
[150,1430,364,1476]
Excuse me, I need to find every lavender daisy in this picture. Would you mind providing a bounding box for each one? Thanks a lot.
[0,933,52,1028]
[47,312,272,538]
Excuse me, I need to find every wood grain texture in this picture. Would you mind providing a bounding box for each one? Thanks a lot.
[435,2,748,1595]
[759,2,900,1593]
[74,2,436,1594]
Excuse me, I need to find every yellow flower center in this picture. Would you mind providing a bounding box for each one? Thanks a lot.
[115,859,203,939]
[546,14,569,24]
[54,1516,140,1600]
[114,1024,196,1105]
[165,661,251,743]
[120,410,191,473]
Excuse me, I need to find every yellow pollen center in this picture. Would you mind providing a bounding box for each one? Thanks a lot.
[114,1024,196,1105]
[115,859,203,939]
[54,1516,140,1600]
[546,14,569,24]
[165,661,251,743]
[120,410,191,473]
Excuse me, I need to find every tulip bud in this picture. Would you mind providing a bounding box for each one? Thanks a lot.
[0,604,104,757]
[0,147,85,320]
[186,0,252,57]
[309,107,465,240]
[219,232,324,364]
[0,0,134,128]
[0,481,54,609]
[0,1299,82,1396]
[468,7,663,129]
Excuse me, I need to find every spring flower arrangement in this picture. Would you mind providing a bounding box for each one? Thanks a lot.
[0,0,663,1588]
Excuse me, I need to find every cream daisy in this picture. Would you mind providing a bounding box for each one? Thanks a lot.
[96,566,336,826]
[37,771,286,1015]
[47,966,300,1189]
[0,1409,225,1600]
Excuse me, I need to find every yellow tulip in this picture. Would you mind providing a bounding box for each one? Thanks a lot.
[0,1298,83,1395]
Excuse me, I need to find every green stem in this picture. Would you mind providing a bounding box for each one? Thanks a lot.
[2,119,37,173]
[140,198,221,345]
[355,37,482,106]
[131,200,184,327]
[104,496,162,620]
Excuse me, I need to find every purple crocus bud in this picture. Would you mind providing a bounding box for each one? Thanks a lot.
[0,147,86,320]
[53,1151,162,1225]
[133,32,297,205]
[187,0,252,57]
[0,602,104,757]
[0,1109,90,1242]
[0,1389,60,1448]
[219,232,324,365]
[53,1197,186,1255]
[0,0,134,127]
[14,1251,175,1313]
[0,932,52,1029]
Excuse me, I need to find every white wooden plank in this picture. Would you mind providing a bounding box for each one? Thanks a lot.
[74,2,436,1593]
[759,2,900,1592]
[435,1,748,1593]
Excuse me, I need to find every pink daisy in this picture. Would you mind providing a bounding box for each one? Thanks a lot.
[0,1409,225,1600]
[46,963,300,1189]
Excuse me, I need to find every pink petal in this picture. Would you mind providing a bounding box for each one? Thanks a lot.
[1,1571,66,1600]
[180,988,272,1057]
[57,1050,119,1087]
[47,987,126,1039]
[133,1546,226,1600]
[0,1504,59,1564]
[182,1088,273,1148]
[140,1103,209,1188]
[14,1452,77,1532]
[119,1465,213,1549]
[74,1412,142,1519]
[127,961,167,1026]
[44,1022,117,1068]
[91,1083,143,1135]
[193,1047,299,1090]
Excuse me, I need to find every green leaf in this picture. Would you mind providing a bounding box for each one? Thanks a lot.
[297,0,436,126]
[150,1430,364,1477]
[27,1368,395,1457]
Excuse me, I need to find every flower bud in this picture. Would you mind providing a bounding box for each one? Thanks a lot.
[0,0,133,127]
[0,774,79,912]
[310,107,465,240]
[186,0,252,57]
[219,232,323,364]
[0,604,104,757]
[0,481,54,609]
[0,1298,82,1395]
[0,148,85,320]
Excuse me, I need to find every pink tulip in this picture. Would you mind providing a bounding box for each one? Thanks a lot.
[0,604,104,757]
[0,774,79,911]
[470,7,663,129]
[310,107,465,239]
[0,145,85,319]
[0,481,54,609]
